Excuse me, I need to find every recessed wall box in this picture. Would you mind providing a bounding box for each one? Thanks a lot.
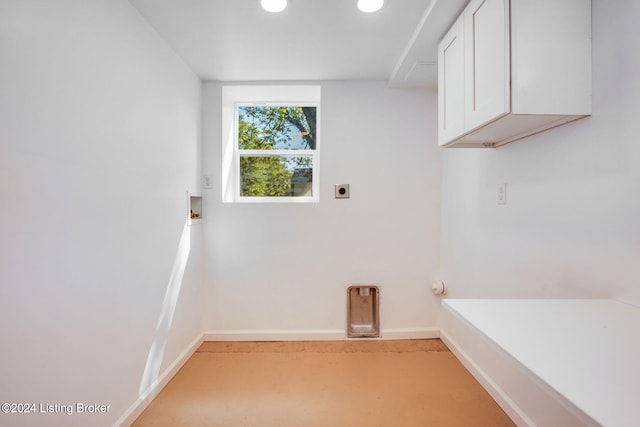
[347,285,380,338]
[188,191,202,226]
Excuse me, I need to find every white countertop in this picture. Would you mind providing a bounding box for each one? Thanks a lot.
[443,299,640,427]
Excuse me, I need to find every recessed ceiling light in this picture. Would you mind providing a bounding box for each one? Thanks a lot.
[357,0,384,13]
[261,0,287,13]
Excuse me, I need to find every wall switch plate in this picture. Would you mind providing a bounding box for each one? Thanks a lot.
[497,183,507,205]
[203,174,212,189]
[335,184,350,199]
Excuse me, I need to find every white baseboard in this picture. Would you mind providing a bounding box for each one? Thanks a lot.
[203,329,345,341]
[203,328,439,341]
[381,327,439,340]
[113,333,204,427]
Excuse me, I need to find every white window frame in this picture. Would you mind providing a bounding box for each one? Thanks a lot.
[222,86,321,203]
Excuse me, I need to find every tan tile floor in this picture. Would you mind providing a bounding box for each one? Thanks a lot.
[133,340,514,427]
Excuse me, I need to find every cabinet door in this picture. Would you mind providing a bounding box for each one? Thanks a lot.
[437,15,465,145]
[464,0,510,131]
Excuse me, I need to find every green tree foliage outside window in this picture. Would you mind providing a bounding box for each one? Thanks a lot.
[238,106,316,197]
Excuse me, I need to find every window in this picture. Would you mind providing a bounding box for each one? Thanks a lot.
[222,86,321,203]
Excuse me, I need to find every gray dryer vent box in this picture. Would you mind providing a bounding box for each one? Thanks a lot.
[347,285,380,338]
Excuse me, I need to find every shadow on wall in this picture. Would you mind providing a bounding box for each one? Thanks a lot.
[137,220,191,398]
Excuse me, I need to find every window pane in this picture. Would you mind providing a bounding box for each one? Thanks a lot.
[238,106,317,150]
[240,155,313,197]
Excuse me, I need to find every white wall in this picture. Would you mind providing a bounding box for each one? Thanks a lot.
[6,0,635,422]
[202,81,442,337]
[440,0,640,306]
[0,1,202,426]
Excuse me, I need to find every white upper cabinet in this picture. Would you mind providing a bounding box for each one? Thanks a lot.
[463,0,510,131]
[438,0,592,148]
[438,15,465,143]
